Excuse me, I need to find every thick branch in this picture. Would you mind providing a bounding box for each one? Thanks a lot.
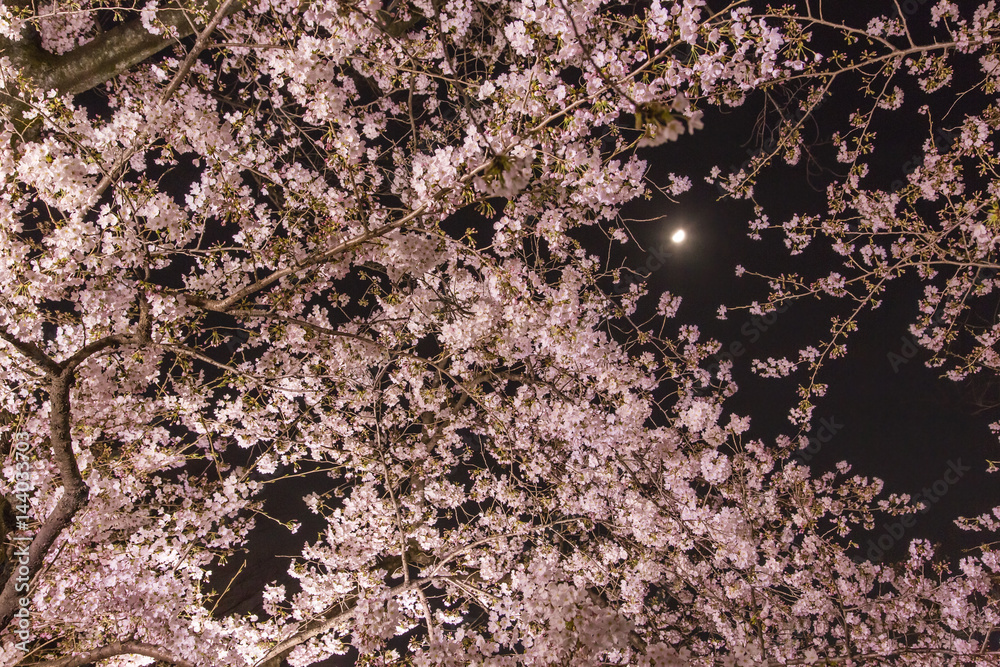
[20,641,197,667]
[0,373,87,631]
[0,295,155,628]
[0,296,154,630]
[254,579,425,667]
[188,209,429,313]
[1,0,242,97]
[0,325,61,376]
[60,292,152,373]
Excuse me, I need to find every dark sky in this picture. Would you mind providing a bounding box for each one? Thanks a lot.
[611,87,1000,565]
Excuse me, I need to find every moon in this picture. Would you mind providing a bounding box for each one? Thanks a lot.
[671,228,686,244]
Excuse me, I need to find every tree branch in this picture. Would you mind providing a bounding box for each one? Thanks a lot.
[254,579,426,667]
[158,0,239,103]
[0,298,149,631]
[19,641,197,667]
[187,206,432,313]
[0,373,88,631]
[1,0,243,97]
[60,291,152,373]
[0,325,62,376]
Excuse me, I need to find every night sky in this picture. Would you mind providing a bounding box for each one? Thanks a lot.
[614,89,1000,565]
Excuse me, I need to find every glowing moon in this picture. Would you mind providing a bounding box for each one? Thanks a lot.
[671,229,686,244]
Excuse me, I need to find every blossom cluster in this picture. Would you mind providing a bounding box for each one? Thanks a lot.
[0,0,996,666]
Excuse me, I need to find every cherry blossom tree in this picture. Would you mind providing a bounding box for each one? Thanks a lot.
[715,2,1000,544]
[0,0,997,666]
